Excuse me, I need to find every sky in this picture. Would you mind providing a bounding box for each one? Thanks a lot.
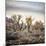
[6,0,45,24]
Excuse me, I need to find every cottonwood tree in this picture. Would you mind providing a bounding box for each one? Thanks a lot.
[11,15,26,32]
[26,16,32,32]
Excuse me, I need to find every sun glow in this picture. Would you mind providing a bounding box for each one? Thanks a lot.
[6,10,44,25]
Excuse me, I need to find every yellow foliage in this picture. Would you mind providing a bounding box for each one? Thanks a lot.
[26,16,32,25]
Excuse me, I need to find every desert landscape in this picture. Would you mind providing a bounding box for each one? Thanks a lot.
[6,15,45,45]
[6,0,45,46]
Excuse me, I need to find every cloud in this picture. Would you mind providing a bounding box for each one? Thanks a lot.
[6,0,45,14]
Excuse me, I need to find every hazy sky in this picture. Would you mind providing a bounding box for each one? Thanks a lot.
[6,0,45,24]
